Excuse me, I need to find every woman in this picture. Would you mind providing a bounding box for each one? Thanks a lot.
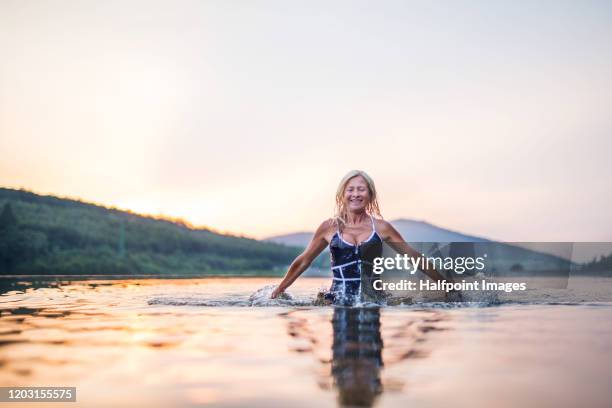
[270,170,451,305]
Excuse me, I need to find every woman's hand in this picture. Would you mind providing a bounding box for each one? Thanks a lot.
[270,286,283,299]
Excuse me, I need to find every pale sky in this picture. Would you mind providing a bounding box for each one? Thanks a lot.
[1,0,611,240]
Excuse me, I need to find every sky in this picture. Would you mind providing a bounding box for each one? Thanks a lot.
[1,0,611,240]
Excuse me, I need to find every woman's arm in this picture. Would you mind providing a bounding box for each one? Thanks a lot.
[270,220,331,299]
[377,220,453,283]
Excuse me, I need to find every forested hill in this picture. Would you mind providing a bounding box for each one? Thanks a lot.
[0,188,300,276]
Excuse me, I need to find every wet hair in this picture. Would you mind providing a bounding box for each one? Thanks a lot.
[333,170,382,229]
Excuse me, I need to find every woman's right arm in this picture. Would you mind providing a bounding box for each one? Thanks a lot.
[270,220,331,299]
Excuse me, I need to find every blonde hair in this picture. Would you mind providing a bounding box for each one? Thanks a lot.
[333,170,382,229]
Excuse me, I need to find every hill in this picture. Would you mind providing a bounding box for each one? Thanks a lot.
[0,188,300,276]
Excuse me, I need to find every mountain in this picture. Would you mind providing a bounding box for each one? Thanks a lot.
[265,219,490,247]
[387,219,490,243]
[264,218,579,276]
[0,188,300,276]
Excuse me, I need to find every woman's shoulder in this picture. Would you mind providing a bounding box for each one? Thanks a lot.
[373,217,400,240]
[373,217,393,231]
[316,218,337,233]
[313,218,337,243]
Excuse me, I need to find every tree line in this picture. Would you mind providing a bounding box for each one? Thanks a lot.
[0,188,305,276]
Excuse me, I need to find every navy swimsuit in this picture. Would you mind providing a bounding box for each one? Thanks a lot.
[327,216,383,306]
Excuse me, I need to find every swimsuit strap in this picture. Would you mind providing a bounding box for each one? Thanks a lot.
[370,214,376,234]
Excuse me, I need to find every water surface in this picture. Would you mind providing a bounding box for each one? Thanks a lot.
[0,277,611,407]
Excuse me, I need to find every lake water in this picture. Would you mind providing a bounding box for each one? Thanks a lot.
[0,276,611,407]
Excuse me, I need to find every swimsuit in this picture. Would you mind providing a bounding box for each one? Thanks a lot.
[327,215,383,306]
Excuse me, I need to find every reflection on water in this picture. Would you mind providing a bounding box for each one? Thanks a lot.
[282,306,447,407]
[331,308,383,406]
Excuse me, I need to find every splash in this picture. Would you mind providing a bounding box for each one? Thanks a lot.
[148,285,314,307]
[146,280,612,308]
[248,285,311,307]
[146,285,492,308]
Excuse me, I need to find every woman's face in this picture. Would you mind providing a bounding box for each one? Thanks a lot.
[343,176,370,212]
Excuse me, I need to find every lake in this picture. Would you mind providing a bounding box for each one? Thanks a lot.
[0,276,611,407]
